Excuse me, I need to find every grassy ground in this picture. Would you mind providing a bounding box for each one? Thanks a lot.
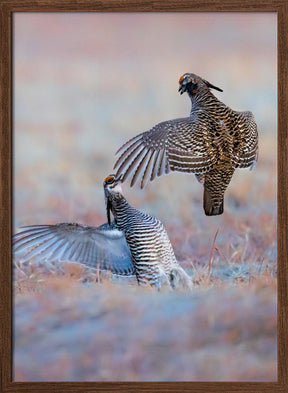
[14,266,276,382]
[13,13,277,382]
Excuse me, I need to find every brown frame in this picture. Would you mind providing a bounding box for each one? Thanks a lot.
[1,1,287,392]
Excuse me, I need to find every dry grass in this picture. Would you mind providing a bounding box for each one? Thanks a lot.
[13,210,277,381]
[13,267,276,382]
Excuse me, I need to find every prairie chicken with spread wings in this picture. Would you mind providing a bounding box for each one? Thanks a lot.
[114,73,258,216]
[13,175,192,291]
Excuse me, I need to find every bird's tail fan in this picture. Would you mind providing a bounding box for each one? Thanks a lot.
[203,188,224,216]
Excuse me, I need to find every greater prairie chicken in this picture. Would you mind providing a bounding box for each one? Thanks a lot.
[13,175,192,290]
[104,174,192,290]
[114,73,258,216]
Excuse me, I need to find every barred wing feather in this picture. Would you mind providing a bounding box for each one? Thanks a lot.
[234,111,258,169]
[13,222,134,276]
[114,117,218,188]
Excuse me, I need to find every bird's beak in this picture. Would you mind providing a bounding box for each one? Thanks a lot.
[178,84,186,95]
[178,77,190,95]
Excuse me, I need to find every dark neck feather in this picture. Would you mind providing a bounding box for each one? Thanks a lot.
[107,192,131,223]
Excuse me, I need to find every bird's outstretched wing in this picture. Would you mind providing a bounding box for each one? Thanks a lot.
[234,111,258,169]
[13,222,134,276]
[114,117,218,188]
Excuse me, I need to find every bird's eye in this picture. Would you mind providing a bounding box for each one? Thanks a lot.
[104,175,115,184]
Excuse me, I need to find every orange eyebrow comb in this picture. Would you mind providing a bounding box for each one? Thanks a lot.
[104,175,114,182]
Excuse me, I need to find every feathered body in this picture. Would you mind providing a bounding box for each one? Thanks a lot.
[114,73,258,215]
[104,175,191,289]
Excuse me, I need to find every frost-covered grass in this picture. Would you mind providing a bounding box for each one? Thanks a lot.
[13,196,277,381]
[13,266,276,382]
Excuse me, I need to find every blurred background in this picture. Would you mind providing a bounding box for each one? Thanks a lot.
[13,12,277,382]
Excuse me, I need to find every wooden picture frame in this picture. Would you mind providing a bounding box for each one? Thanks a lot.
[1,1,287,392]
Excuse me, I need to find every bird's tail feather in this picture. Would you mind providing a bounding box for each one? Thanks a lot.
[203,188,224,216]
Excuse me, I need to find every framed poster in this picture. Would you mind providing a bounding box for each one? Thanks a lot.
[1,1,287,392]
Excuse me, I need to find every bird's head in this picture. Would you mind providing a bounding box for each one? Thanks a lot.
[178,73,223,95]
[103,174,123,225]
[103,174,123,192]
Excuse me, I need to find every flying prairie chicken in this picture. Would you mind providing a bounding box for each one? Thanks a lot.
[13,175,192,291]
[114,73,258,216]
